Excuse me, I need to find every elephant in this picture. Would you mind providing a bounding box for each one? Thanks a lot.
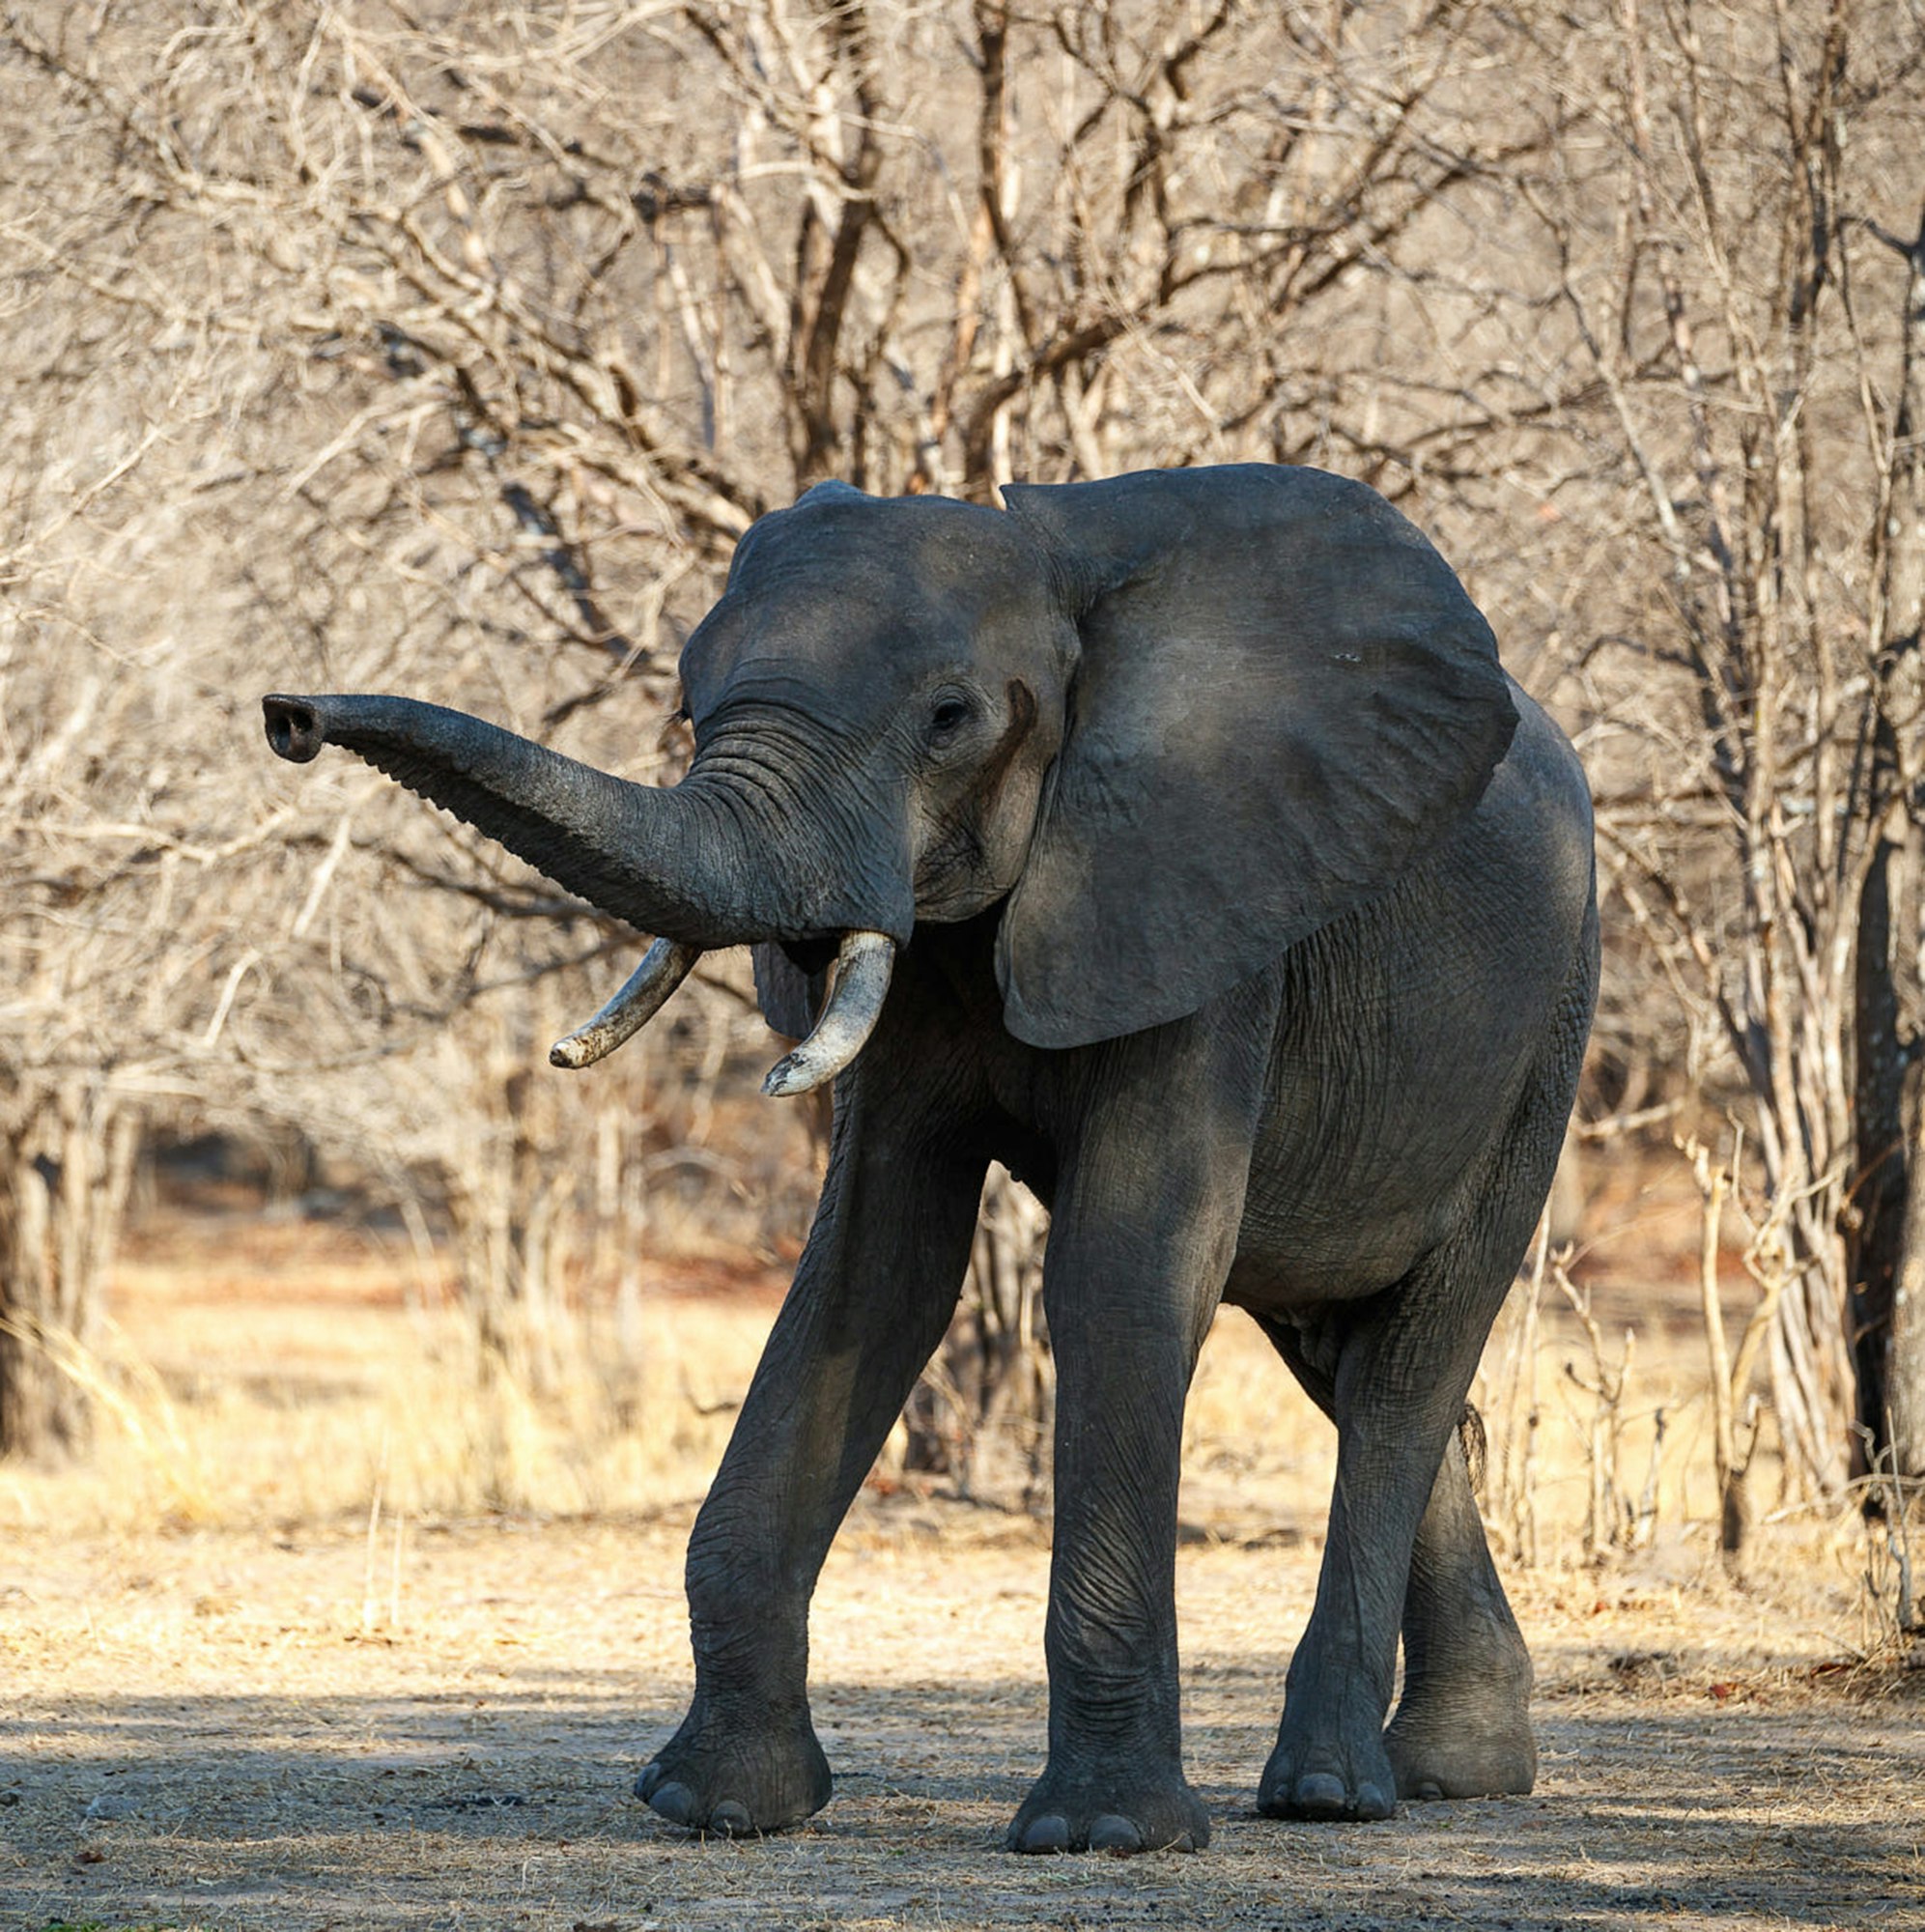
[263,462,1597,1854]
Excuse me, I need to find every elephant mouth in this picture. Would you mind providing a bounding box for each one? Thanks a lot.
[551,928,896,1098]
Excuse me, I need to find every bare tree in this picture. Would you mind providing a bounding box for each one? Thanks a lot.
[0,3,704,1448]
[5,0,1585,1459]
[1506,0,1925,1491]
[38,0,1925,1513]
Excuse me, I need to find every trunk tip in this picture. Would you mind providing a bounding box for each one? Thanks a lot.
[263,695,324,763]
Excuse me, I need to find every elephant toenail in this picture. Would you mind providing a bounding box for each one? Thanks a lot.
[1089,1813,1144,1853]
[708,1799,753,1837]
[1294,1772,1347,1817]
[634,1761,665,1801]
[1413,1780,1445,1802]
[1017,1812,1071,1853]
[1355,1782,1394,1820]
[646,1779,697,1826]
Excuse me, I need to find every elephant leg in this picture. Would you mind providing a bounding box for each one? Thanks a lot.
[1381,942,1596,1804]
[1253,1320,1534,1803]
[637,1068,986,1836]
[1007,1004,1270,1856]
[1258,1045,1575,1823]
[1255,1259,1505,1823]
[1383,1421,1535,1799]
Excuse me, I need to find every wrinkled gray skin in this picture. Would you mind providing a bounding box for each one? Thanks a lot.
[264,465,1597,1855]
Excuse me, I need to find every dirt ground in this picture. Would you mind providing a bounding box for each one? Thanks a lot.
[2,1211,1922,1930]
[6,1505,1923,1929]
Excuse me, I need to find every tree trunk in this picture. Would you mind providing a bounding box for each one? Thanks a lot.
[0,1082,138,1462]
[1871,209,1925,1485]
[1847,800,1911,1482]
[1885,1062,1925,1480]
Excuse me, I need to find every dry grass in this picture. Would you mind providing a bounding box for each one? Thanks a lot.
[0,1213,786,1537]
[1,1208,1920,1930]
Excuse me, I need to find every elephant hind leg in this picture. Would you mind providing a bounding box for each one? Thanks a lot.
[1251,1300,1535,1807]
[1254,909,1589,1818]
[1259,1314,1535,1794]
[1381,930,1598,1801]
[1382,1419,1535,1800]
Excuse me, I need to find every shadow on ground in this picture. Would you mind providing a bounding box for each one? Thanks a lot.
[4,1664,1919,1932]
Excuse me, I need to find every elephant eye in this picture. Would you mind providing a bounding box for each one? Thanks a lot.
[927,695,971,742]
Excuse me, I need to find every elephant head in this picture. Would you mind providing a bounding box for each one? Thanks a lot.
[264,465,1516,1092]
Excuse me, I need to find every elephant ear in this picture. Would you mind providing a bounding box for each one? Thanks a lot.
[996,465,1517,1049]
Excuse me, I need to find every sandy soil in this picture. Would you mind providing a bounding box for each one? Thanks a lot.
[3,1201,1920,1930]
[4,1500,1920,1932]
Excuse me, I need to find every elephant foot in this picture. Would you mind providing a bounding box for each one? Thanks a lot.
[1258,1714,1398,1823]
[1006,1762,1210,1855]
[1384,1674,1536,1801]
[635,1712,832,1837]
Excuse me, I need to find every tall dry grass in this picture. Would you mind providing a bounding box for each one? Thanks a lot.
[0,1201,1906,1662]
[0,1227,771,1537]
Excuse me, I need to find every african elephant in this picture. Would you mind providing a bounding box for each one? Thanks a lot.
[263,463,1597,1854]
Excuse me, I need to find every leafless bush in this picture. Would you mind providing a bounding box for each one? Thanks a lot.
[1553,1255,1656,1562]
[1480,1220,1548,1568]
[1682,1133,1792,1571]
[2,0,1590,1459]
[9,0,1925,1508]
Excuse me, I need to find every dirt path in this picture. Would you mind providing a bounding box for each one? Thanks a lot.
[3,1503,1918,1930]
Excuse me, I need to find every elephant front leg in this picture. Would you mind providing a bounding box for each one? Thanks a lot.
[1008,1293,1213,1855]
[1007,1031,1260,1855]
[637,1086,985,1837]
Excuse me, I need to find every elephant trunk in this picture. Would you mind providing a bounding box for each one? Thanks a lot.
[263,692,904,1092]
[266,692,817,951]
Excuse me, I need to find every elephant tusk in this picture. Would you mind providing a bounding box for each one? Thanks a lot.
[761,930,896,1098]
[550,938,703,1069]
